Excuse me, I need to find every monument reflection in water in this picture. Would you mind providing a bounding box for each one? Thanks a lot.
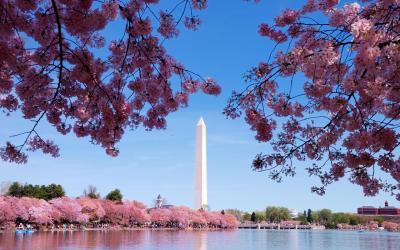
[194,231,207,250]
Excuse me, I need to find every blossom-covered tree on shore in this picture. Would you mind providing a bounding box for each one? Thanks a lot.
[0,195,238,229]
[0,0,219,163]
[226,0,400,199]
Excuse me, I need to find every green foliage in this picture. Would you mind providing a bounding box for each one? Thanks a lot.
[265,206,290,223]
[311,211,320,223]
[319,209,332,223]
[225,209,242,221]
[254,211,266,222]
[307,209,313,223]
[373,216,384,226]
[297,213,308,225]
[83,185,100,199]
[6,182,65,200]
[105,189,123,202]
[250,212,256,222]
[241,212,251,222]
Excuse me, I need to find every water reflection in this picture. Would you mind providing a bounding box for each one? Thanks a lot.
[193,231,207,250]
[0,230,146,249]
[0,230,399,250]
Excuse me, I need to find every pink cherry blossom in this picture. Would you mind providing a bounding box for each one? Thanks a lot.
[0,196,16,223]
[226,0,400,200]
[158,12,179,38]
[0,0,219,163]
[120,201,149,226]
[50,197,84,223]
[0,195,238,229]
[150,208,171,227]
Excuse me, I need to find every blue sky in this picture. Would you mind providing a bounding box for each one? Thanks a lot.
[0,0,398,213]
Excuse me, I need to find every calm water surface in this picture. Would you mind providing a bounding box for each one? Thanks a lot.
[0,230,399,250]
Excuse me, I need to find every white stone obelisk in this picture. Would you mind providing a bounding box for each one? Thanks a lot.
[195,117,207,210]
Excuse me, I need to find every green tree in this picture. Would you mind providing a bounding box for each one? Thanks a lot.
[83,185,100,199]
[311,211,320,224]
[265,207,290,223]
[242,212,251,222]
[330,213,350,227]
[297,212,308,225]
[373,216,384,227]
[106,189,123,202]
[251,212,256,222]
[50,184,65,199]
[319,209,332,224]
[7,182,23,197]
[307,209,313,223]
[6,182,64,200]
[255,211,266,222]
[349,214,362,225]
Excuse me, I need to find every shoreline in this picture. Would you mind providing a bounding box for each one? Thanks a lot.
[1,227,234,233]
[2,227,399,233]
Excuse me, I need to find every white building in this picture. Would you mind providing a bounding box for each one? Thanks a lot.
[289,209,299,218]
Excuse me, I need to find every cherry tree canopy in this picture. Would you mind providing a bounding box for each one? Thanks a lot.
[0,0,219,163]
[225,0,400,199]
[1,0,399,200]
[0,195,239,228]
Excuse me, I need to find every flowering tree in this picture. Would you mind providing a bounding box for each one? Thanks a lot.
[120,200,148,225]
[189,209,207,228]
[201,211,220,228]
[170,206,190,228]
[382,221,400,232]
[222,213,239,229]
[226,0,400,199]
[0,196,16,223]
[0,0,219,163]
[13,197,38,221]
[50,197,87,223]
[77,198,106,221]
[28,199,55,225]
[149,208,171,227]
[0,195,239,229]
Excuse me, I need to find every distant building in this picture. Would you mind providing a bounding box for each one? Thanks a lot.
[358,201,400,216]
[153,194,174,209]
[289,209,298,219]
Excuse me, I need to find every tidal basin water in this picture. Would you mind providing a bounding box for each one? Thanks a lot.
[1,230,399,250]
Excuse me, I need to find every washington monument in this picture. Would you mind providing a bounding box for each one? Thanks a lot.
[195,117,208,210]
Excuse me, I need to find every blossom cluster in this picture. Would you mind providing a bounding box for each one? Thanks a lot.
[0,0,219,162]
[382,221,400,232]
[226,0,400,199]
[0,196,238,229]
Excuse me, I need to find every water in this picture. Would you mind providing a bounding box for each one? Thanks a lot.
[0,230,399,250]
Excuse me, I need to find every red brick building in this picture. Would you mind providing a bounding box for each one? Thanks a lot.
[357,206,378,215]
[358,201,400,216]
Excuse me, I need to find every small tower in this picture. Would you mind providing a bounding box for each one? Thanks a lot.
[385,201,389,207]
[155,194,163,208]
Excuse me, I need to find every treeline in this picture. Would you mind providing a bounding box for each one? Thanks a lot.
[5,182,124,203]
[237,207,291,223]
[231,207,388,229]
[0,196,238,230]
[7,182,65,201]
[296,209,385,229]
